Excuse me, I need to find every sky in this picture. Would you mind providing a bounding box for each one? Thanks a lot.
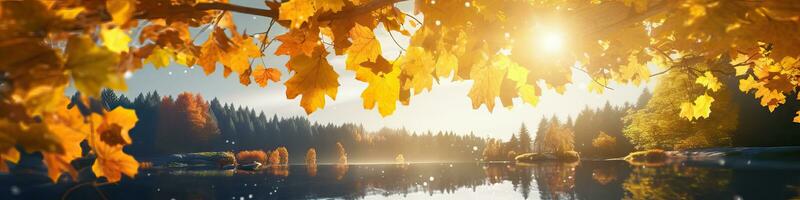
[98,1,658,139]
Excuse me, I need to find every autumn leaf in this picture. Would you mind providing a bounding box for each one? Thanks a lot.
[315,0,345,13]
[617,55,649,85]
[65,35,125,97]
[360,66,401,116]
[101,27,131,53]
[518,84,540,106]
[35,100,90,182]
[253,65,282,87]
[239,68,252,86]
[738,75,760,92]
[285,48,340,114]
[96,107,137,147]
[223,33,262,74]
[398,47,435,94]
[469,55,509,111]
[693,94,715,119]
[279,0,316,29]
[435,51,458,78]
[145,46,172,69]
[92,147,139,183]
[734,66,750,76]
[275,28,321,57]
[679,102,695,120]
[695,71,721,92]
[106,0,135,26]
[90,107,139,183]
[346,23,382,70]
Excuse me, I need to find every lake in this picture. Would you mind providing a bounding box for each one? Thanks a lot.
[1,161,799,199]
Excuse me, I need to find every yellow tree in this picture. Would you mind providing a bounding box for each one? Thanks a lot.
[276,146,289,165]
[305,148,317,166]
[3,0,800,183]
[336,142,348,165]
[624,72,738,150]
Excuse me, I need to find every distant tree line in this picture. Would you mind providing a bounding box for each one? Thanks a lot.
[86,90,488,164]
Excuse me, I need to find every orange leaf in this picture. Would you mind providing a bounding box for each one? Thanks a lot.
[253,65,282,87]
[285,48,340,114]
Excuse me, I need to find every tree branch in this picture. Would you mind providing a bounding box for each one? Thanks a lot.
[137,0,408,22]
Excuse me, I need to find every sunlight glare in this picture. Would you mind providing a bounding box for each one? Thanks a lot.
[538,30,565,53]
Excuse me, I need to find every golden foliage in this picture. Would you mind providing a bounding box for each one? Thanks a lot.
[4,0,800,184]
[236,150,268,164]
[305,148,317,166]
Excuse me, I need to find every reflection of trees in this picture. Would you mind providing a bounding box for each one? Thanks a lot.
[270,165,289,177]
[334,164,348,180]
[623,166,732,200]
[528,162,579,200]
[592,168,617,185]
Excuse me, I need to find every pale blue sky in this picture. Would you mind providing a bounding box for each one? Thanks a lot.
[94,1,657,139]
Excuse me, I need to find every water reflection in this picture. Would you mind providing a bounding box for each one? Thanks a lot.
[1,161,799,199]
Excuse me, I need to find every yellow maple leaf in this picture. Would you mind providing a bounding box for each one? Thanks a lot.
[315,0,345,13]
[617,55,649,85]
[519,84,539,106]
[692,94,715,119]
[89,107,139,183]
[279,0,316,29]
[223,33,262,74]
[360,66,401,116]
[679,102,695,120]
[33,100,89,182]
[101,27,131,53]
[92,147,139,183]
[468,55,509,111]
[275,28,320,57]
[398,47,435,94]
[106,0,135,25]
[285,48,340,114]
[65,36,125,97]
[734,65,750,76]
[96,107,138,147]
[695,71,721,92]
[253,65,282,87]
[145,46,172,69]
[435,51,458,78]
[346,23,382,71]
[738,75,760,92]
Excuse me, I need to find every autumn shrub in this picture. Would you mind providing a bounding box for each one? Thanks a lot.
[268,150,280,166]
[395,154,405,164]
[336,142,347,165]
[276,147,289,164]
[236,150,268,164]
[305,148,317,166]
[140,162,153,169]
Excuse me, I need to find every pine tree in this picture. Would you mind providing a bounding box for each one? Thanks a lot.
[518,124,532,153]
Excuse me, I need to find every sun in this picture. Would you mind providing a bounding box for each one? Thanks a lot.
[537,30,566,53]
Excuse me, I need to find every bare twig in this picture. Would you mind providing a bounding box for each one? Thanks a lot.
[386,28,407,52]
[571,66,614,90]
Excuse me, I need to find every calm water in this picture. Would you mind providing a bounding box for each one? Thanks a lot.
[2,161,800,199]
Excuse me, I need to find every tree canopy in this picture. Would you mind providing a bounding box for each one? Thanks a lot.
[2,0,800,183]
